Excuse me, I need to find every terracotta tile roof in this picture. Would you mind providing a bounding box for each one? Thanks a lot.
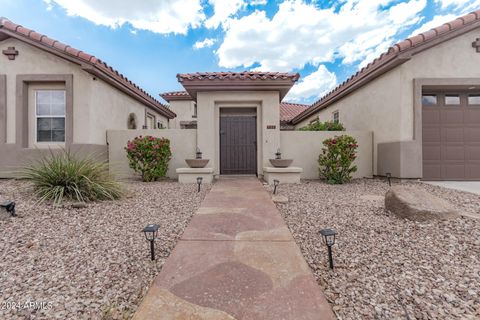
[177,72,300,82]
[160,90,192,102]
[280,102,310,123]
[292,10,480,124]
[0,17,176,119]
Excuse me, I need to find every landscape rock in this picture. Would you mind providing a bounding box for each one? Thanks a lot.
[272,195,288,203]
[385,186,460,221]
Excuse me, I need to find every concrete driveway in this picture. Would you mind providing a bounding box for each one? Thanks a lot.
[423,181,480,195]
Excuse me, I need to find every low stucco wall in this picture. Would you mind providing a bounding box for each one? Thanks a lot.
[107,129,197,180]
[280,131,373,179]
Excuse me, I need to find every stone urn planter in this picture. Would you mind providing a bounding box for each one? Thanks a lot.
[185,159,210,168]
[269,159,293,168]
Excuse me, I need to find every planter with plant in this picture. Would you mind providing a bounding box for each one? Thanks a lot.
[125,135,172,182]
[318,135,358,184]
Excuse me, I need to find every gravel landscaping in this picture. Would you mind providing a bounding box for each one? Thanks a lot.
[0,179,210,320]
[274,179,480,319]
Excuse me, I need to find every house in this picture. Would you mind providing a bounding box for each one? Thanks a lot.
[290,10,480,181]
[0,17,176,177]
[161,90,309,130]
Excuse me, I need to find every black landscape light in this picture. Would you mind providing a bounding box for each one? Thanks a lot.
[273,179,280,195]
[319,228,337,269]
[386,172,392,186]
[197,177,203,192]
[275,148,282,159]
[0,201,16,217]
[195,147,202,159]
[142,224,160,261]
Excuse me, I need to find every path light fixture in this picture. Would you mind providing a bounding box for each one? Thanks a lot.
[142,224,160,261]
[275,148,282,160]
[273,179,280,195]
[195,147,202,159]
[319,228,337,270]
[197,177,203,192]
[0,201,16,217]
[386,172,392,187]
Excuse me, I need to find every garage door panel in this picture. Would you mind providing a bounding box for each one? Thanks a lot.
[422,109,440,124]
[441,127,464,142]
[442,145,465,161]
[423,145,441,160]
[423,163,441,179]
[464,128,480,143]
[464,109,480,124]
[465,145,480,160]
[441,109,464,125]
[422,127,441,143]
[466,164,480,179]
[441,164,465,180]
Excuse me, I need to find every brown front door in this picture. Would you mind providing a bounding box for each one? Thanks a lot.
[220,115,257,175]
[422,92,480,180]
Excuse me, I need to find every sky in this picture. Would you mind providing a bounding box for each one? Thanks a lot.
[1,0,479,104]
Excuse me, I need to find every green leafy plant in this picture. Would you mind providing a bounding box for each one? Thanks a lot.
[298,120,345,131]
[125,135,172,182]
[20,149,123,205]
[318,135,358,184]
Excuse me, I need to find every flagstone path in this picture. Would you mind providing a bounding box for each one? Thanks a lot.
[133,177,334,320]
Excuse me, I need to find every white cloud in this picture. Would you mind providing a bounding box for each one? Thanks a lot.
[205,0,245,29]
[408,14,457,37]
[435,0,480,10]
[216,0,427,71]
[43,0,205,34]
[193,38,217,49]
[286,65,337,102]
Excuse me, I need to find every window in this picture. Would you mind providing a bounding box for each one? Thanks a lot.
[333,111,339,124]
[192,102,197,118]
[146,114,155,129]
[35,90,66,142]
[445,94,460,105]
[468,94,480,105]
[422,94,437,106]
[157,121,164,129]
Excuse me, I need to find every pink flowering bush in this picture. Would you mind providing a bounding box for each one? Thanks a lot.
[125,136,171,182]
[318,135,358,184]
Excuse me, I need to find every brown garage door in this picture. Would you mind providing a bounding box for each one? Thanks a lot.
[422,92,480,180]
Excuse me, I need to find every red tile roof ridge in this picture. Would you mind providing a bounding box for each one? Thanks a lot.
[0,17,175,119]
[292,9,480,124]
[177,71,300,82]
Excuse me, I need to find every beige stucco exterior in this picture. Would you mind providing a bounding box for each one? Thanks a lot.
[168,100,196,129]
[295,28,480,178]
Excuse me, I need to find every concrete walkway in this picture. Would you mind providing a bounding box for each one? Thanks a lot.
[133,177,334,320]
[423,181,480,195]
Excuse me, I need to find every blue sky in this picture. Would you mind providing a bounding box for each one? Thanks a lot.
[1,0,479,104]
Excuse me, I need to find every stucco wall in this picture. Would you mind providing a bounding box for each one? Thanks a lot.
[280,131,373,179]
[196,91,280,176]
[168,100,196,129]
[295,28,480,178]
[107,129,196,179]
[0,38,167,146]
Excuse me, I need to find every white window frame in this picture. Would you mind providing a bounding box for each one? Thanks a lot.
[35,90,66,144]
[146,113,156,129]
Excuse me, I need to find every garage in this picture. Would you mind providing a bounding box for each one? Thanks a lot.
[422,91,480,180]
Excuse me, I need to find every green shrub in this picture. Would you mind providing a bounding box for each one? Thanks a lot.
[21,149,123,205]
[298,120,345,131]
[125,135,172,182]
[318,135,358,184]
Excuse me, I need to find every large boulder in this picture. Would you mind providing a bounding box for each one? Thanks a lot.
[385,186,459,221]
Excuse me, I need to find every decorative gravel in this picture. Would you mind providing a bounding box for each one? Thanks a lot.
[273,179,480,319]
[0,179,210,320]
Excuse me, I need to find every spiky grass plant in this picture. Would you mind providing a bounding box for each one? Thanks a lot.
[20,149,123,205]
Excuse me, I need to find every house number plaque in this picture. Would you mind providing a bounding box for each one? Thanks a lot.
[267,125,276,129]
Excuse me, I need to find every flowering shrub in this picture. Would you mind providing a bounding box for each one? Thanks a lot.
[125,136,172,182]
[299,120,345,131]
[318,135,358,184]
